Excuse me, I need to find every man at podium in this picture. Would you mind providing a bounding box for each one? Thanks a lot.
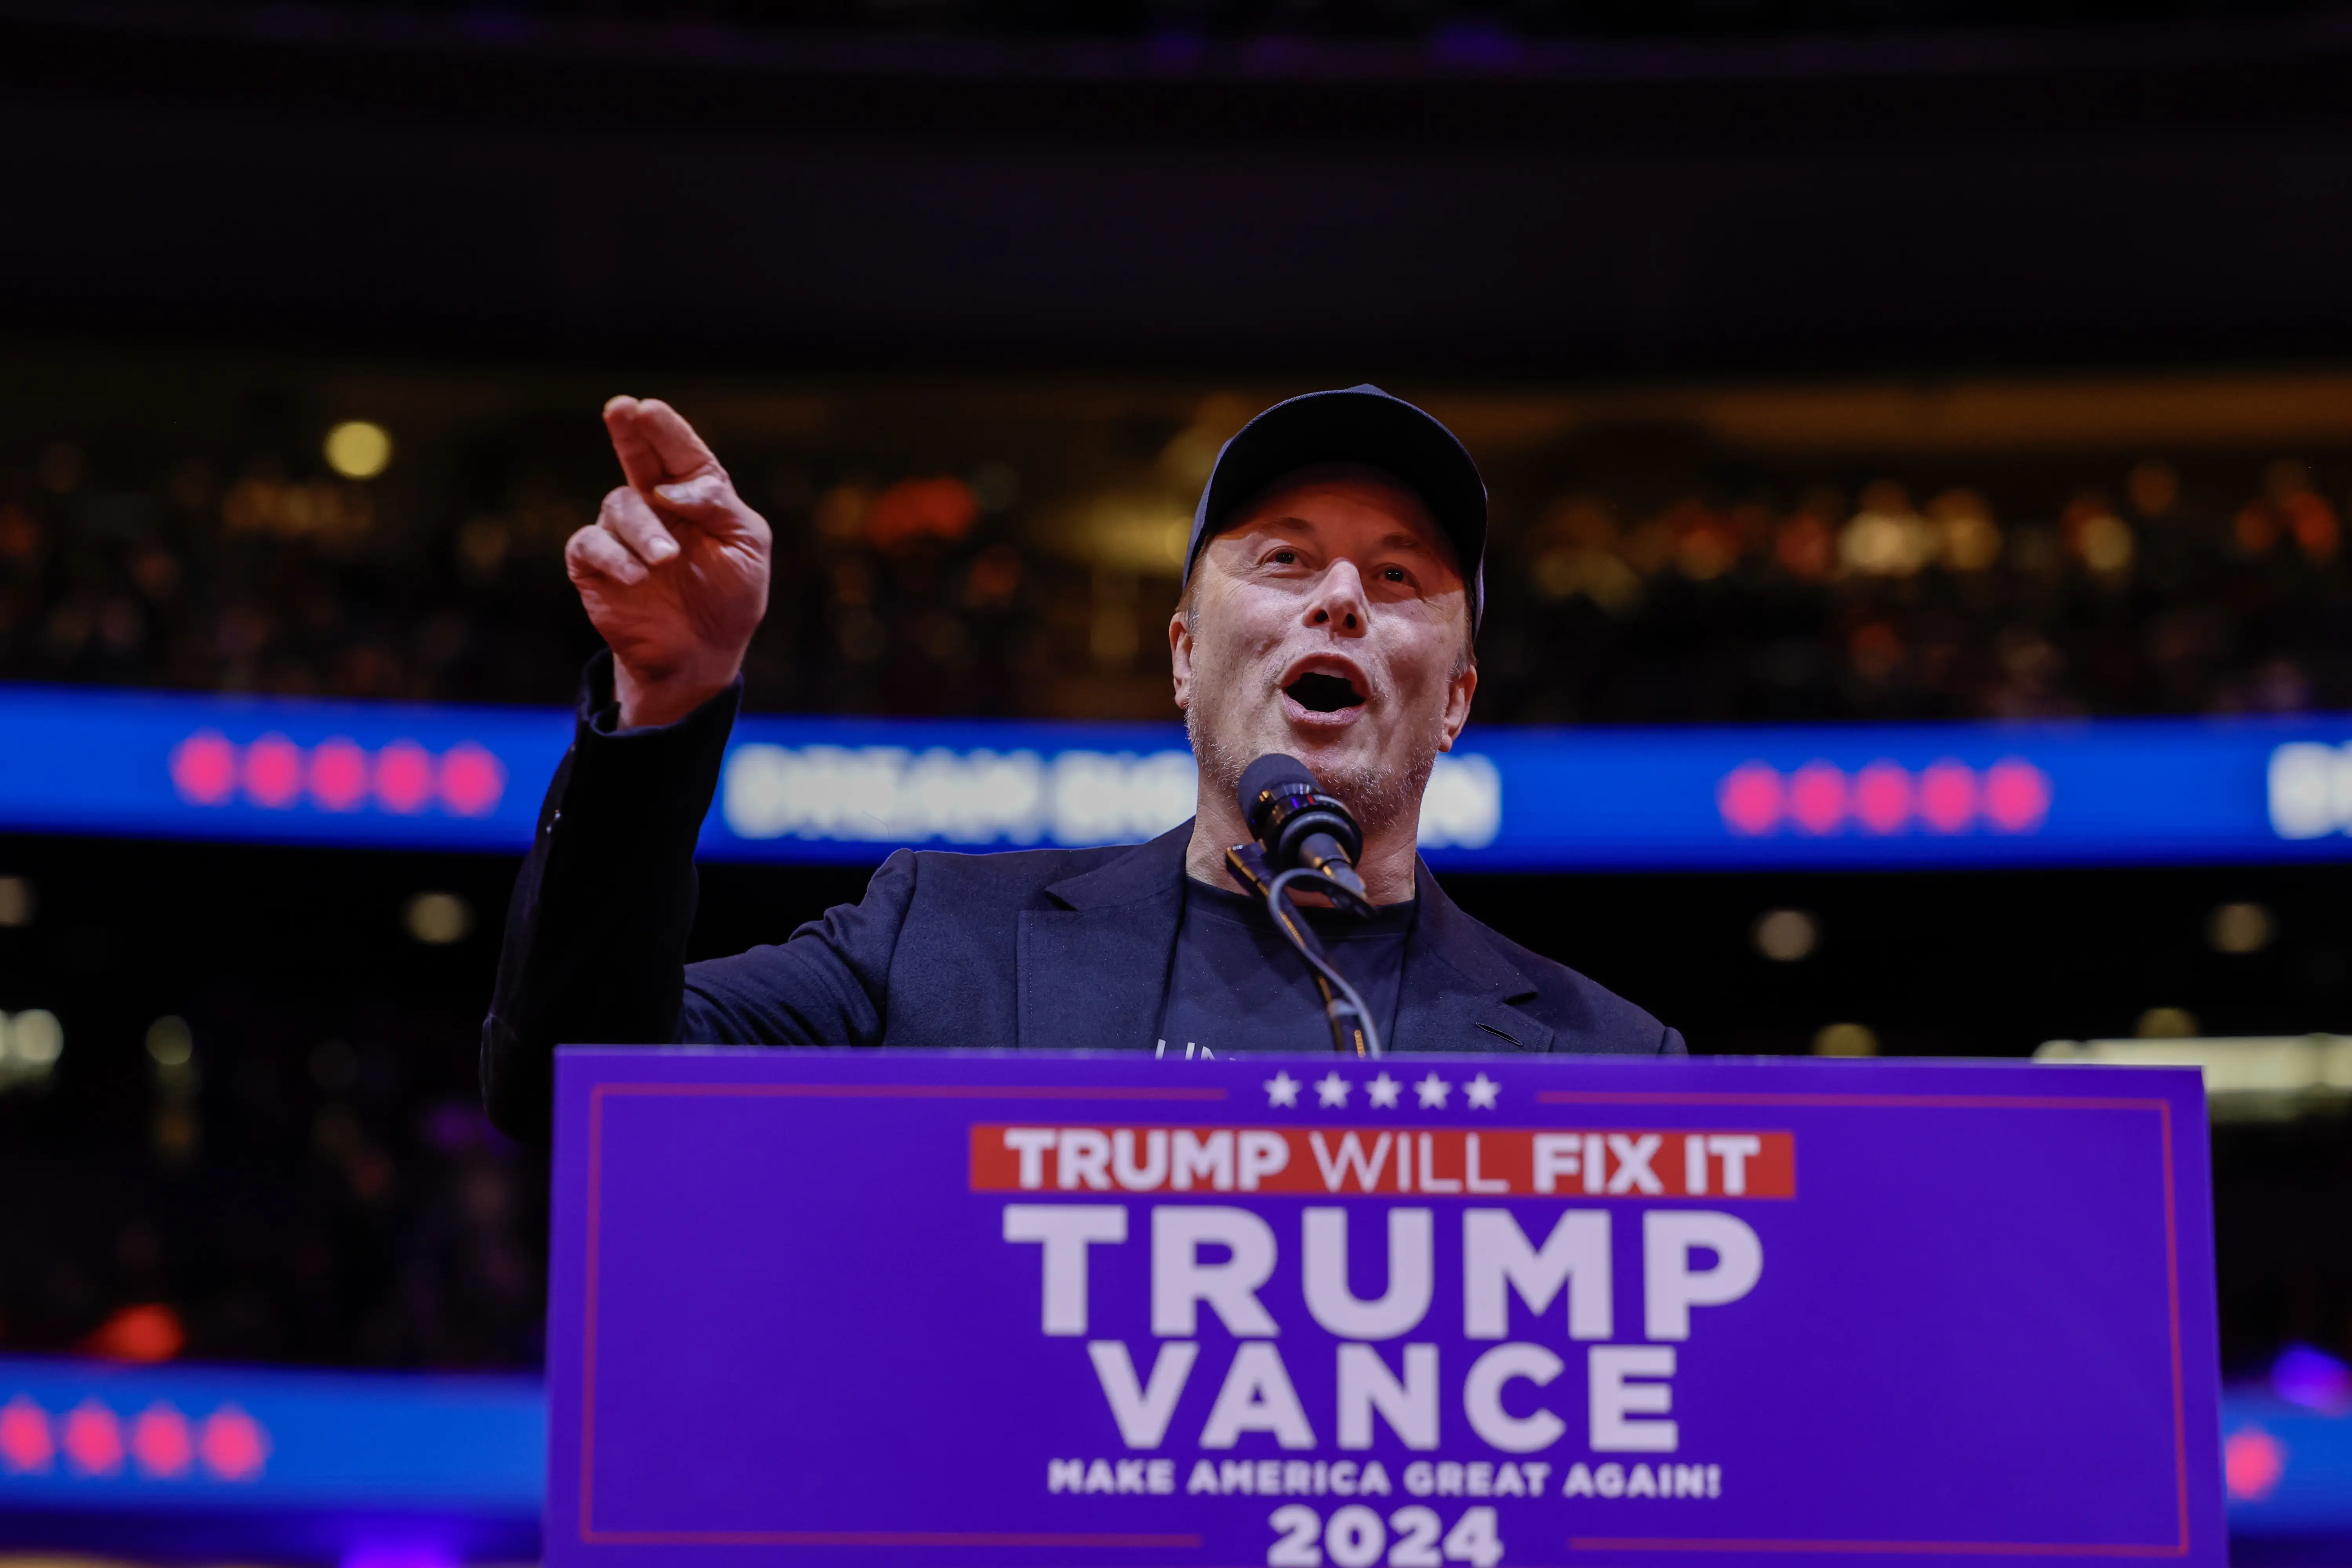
[483,386,1683,1143]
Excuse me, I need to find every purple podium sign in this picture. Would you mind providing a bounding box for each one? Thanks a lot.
[545,1049,2223,1567]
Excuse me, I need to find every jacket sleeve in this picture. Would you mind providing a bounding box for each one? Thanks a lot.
[672,847,920,1048]
[480,655,927,1143]
[480,652,735,1144]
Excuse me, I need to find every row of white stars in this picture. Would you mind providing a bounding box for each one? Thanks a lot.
[1264,1071,1500,1111]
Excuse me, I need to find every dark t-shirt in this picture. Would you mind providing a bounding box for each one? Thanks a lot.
[1155,877,1414,1057]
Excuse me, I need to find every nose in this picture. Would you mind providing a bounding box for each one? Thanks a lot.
[1305,558,1370,637]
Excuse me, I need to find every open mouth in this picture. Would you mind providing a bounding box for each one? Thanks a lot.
[1285,671,1366,713]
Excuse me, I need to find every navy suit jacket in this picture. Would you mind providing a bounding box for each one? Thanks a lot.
[481,655,1685,1144]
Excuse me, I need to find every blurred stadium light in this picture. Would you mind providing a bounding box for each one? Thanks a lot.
[2227,1387,2352,1559]
[2036,1036,2352,1118]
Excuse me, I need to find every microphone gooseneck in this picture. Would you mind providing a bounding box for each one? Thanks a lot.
[1230,753,1385,1058]
[1236,753,1369,902]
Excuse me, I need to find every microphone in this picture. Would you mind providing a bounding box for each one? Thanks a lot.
[1237,754,1369,904]
[1230,754,1384,1057]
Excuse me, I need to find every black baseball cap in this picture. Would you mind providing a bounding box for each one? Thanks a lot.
[1181,383,1488,633]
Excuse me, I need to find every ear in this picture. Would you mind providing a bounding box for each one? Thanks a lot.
[1169,609,1194,711]
[1436,660,1477,752]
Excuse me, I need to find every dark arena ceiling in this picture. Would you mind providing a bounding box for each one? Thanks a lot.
[9,0,2352,378]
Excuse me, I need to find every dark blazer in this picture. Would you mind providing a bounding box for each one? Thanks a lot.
[481,655,1685,1144]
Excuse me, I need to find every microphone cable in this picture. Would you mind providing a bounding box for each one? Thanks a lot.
[1262,865,1385,1060]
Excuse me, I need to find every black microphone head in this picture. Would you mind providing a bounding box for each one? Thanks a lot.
[1238,753,1317,837]
[1237,753,1363,875]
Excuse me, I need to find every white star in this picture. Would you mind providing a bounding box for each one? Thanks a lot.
[1415,1073,1451,1109]
[1366,1073,1402,1109]
[1465,1073,1501,1110]
[1315,1072,1351,1108]
[1264,1071,1301,1108]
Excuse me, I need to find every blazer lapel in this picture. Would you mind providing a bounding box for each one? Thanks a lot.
[1016,823,1192,1052]
[1392,860,1555,1055]
[1015,832,1548,1056]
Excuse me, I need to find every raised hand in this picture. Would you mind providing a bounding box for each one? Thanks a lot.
[565,397,773,728]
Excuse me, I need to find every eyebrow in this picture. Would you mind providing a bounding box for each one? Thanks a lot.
[1253,518,1440,557]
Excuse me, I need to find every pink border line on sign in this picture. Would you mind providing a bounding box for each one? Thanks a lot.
[578,1081,1225,1550]
[1535,1089,2190,1561]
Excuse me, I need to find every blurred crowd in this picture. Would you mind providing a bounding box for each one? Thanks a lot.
[0,431,1080,720]
[2,411,2348,729]
[1481,456,2352,726]
[0,1044,544,1371]
[0,859,546,1372]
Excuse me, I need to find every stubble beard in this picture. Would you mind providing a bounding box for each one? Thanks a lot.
[1186,681,1444,842]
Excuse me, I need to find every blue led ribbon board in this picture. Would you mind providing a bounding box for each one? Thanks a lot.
[0,1355,540,1562]
[0,1353,2338,1561]
[4,683,2352,869]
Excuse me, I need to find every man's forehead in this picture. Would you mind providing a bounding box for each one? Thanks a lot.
[1222,463,1456,564]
